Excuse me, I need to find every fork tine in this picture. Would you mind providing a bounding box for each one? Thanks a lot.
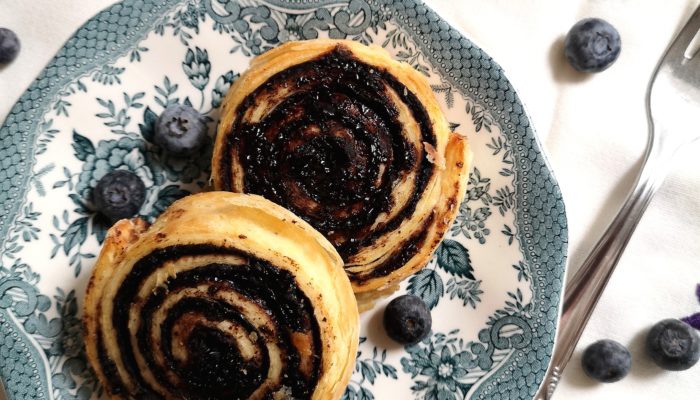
[663,4,700,62]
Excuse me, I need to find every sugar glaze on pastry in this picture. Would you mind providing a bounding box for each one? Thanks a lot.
[82,192,359,399]
[212,40,471,309]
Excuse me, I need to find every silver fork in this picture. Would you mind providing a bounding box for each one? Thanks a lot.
[534,6,700,400]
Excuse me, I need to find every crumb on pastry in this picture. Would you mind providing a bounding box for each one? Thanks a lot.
[423,142,446,169]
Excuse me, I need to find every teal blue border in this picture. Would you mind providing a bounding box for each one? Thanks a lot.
[384,1,569,396]
[0,0,182,246]
[0,1,184,397]
[0,1,567,398]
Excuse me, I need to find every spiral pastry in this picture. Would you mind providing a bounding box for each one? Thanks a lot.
[83,192,359,399]
[212,40,471,308]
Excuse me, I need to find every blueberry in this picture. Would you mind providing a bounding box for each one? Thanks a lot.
[565,18,621,73]
[383,294,432,345]
[646,319,700,371]
[0,28,20,64]
[581,339,631,383]
[154,104,207,156]
[93,170,146,221]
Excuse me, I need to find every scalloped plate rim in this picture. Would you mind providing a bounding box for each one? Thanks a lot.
[0,1,568,399]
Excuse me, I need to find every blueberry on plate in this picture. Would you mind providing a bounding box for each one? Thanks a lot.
[383,294,431,345]
[646,318,700,371]
[0,28,21,64]
[93,170,146,221]
[565,18,621,73]
[581,339,631,383]
[155,104,207,156]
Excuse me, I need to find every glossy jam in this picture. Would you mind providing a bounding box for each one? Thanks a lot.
[99,245,321,399]
[219,46,436,276]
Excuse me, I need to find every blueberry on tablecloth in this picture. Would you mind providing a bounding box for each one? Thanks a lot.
[565,18,621,73]
[0,28,20,64]
[646,319,700,371]
[581,339,631,383]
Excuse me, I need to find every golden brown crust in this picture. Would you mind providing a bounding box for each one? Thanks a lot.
[83,192,359,400]
[212,39,471,310]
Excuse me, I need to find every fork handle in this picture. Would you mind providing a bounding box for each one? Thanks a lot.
[532,137,677,400]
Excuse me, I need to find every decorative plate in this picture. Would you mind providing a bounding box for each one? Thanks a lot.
[0,1,567,399]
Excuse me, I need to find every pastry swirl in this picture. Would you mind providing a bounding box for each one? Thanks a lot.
[83,192,359,399]
[212,40,471,309]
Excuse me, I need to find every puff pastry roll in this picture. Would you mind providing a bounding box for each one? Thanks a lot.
[212,40,471,309]
[83,192,359,400]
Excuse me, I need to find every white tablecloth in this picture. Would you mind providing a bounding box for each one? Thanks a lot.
[1,1,699,399]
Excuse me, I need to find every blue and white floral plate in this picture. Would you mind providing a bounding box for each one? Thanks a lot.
[0,1,567,399]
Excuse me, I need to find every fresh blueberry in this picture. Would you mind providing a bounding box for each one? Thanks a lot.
[0,28,20,64]
[646,319,700,371]
[581,339,631,383]
[93,170,146,221]
[565,18,621,73]
[383,294,432,345]
[154,104,207,156]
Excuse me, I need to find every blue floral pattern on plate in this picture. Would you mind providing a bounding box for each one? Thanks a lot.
[0,1,567,399]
